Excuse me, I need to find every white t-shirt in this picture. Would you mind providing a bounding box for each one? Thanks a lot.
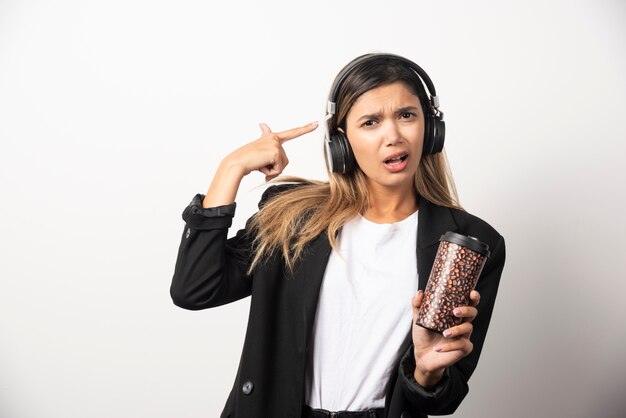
[304,211,419,411]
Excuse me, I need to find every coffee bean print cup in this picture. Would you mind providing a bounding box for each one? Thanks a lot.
[416,232,490,334]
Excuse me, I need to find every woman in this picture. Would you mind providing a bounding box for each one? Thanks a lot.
[171,53,506,418]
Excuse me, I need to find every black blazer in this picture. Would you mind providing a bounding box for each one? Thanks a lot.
[171,185,506,418]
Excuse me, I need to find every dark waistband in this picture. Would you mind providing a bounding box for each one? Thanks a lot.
[303,405,385,418]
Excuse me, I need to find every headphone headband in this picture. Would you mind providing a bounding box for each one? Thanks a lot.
[327,53,443,122]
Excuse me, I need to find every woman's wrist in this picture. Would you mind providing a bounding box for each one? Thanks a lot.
[413,366,445,389]
[220,153,249,177]
[202,159,246,208]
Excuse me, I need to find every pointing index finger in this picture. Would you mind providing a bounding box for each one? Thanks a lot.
[275,121,319,143]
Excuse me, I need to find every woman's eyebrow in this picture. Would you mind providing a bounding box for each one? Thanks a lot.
[356,106,420,121]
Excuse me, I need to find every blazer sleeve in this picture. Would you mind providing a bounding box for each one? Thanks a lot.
[397,234,506,415]
[170,187,275,310]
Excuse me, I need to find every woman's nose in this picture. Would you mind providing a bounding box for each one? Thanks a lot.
[383,121,402,146]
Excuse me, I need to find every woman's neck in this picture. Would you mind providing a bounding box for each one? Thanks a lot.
[362,183,418,224]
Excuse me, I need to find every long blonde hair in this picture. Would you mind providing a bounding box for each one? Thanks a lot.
[248,55,462,273]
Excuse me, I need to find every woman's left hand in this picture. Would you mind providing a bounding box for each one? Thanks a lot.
[410,289,481,388]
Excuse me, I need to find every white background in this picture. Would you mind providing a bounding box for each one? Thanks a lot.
[1,0,625,417]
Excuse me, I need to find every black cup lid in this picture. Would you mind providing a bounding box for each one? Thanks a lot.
[440,231,490,257]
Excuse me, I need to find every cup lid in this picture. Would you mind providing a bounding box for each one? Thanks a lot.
[440,231,491,257]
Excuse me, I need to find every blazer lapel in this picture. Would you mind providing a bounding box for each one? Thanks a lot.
[294,232,332,354]
[394,196,460,376]
[416,195,458,290]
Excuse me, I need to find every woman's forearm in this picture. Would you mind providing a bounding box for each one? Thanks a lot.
[202,157,245,208]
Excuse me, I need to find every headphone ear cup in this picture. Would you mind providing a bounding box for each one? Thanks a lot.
[422,115,434,155]
[327,132,346,173]
[422,115,445,155]
[327,132,356,173]
[430,117,445,154]
[339,133,356,173]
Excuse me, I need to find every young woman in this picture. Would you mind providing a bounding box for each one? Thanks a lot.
[171,53,506,418]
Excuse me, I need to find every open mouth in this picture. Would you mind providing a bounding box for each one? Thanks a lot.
[384,154,408,165]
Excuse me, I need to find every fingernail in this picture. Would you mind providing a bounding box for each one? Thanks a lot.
[443,330,451,338]
[310,121,319,126]
[434,346,442,352]
[453,308,462,316]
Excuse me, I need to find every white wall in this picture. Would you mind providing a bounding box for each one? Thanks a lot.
[1,0,625,417]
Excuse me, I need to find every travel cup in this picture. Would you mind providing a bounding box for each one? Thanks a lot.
[416,232,490,334]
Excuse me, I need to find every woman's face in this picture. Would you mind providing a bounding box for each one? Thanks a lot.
[344,81,425,194]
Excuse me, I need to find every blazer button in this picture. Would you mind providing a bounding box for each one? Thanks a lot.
[400,412,412,418]
[241,380,254,395]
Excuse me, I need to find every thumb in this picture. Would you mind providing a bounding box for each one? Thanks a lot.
[259,122,272,135]
[412,290,424,323]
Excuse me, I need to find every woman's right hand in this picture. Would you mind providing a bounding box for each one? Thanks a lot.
[202,120,318,208]
[225,121,319,182]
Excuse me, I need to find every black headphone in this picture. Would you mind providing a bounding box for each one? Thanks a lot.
[324,53,446,174]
